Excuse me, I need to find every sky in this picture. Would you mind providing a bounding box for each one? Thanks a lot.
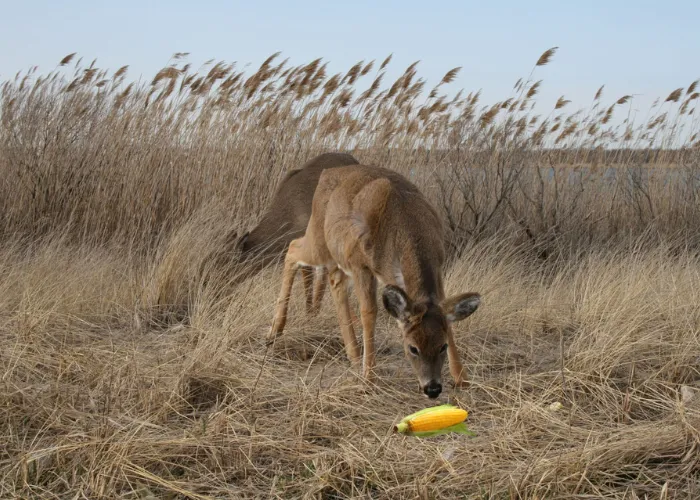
[2,1,699,118]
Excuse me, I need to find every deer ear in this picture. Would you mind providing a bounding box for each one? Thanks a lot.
[442,293,480,322]
[382,285,413,323]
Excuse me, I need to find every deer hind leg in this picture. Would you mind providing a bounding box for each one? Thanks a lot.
[301,266,315,315]
[327,266,361,366]
[310,266,327,316]
[353,267,378,382]
[268,238,313,343]
[446,325,466,386]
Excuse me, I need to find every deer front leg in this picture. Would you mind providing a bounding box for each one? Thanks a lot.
[268,238,309,343]
[446,325,466,386]
[327,267,361,366]
[353,267,378,382]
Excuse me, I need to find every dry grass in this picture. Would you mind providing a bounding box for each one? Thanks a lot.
[1,50,700,498]
[3,234,700,498]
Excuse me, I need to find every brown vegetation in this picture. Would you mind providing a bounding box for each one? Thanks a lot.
[1,48,700,498]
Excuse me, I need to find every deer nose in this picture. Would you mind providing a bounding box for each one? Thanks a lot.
[423,382,442,399]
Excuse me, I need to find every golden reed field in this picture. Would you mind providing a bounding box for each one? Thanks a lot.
[2,49,700,498]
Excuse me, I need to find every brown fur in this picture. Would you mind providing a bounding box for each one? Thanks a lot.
[269,165,481,397]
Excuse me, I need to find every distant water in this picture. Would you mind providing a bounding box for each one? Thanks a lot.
[413,164,699,189]
[543,166,697,187]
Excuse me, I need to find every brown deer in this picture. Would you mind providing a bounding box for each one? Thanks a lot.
[208,153,359,312]
[269,164,480,398]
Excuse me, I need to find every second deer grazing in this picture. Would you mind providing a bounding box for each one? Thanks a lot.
[204,152,359,309]
[236,152,359,314]
[269,165,480,398]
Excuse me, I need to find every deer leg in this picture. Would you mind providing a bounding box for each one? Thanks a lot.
[327,267,361,366]
[310,266,327,315]
[268,238,311,343]
[353,267,378,382]
[301,266,314,315]
[446,325,466,386]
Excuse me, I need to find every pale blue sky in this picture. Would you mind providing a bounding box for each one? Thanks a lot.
[2,1,698,115]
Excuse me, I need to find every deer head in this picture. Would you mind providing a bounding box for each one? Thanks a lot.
[382,285,480,398]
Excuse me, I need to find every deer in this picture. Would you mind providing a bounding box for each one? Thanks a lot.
[268,164,481,398]
[206,152,359,312]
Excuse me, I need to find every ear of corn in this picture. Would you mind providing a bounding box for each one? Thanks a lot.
[394,404,475,437]
[403,406,467,432]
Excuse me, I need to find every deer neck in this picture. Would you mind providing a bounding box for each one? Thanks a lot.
[397,247,443,305]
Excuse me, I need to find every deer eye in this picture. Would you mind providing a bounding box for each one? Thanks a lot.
[440,343,448,354]
[408,345,419,356]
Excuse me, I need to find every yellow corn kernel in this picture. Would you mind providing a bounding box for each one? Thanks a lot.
[408,407,467,432]
[397,406,468,433]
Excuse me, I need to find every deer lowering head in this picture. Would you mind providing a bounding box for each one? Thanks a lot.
[268,164,481,398]
[382,286,480,398]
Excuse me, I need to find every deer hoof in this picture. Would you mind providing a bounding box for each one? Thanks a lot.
[362,368,377,384]
[266,324,282,345]
[452,378,469,389]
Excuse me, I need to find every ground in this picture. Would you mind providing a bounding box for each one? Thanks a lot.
[2,236,699,499]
